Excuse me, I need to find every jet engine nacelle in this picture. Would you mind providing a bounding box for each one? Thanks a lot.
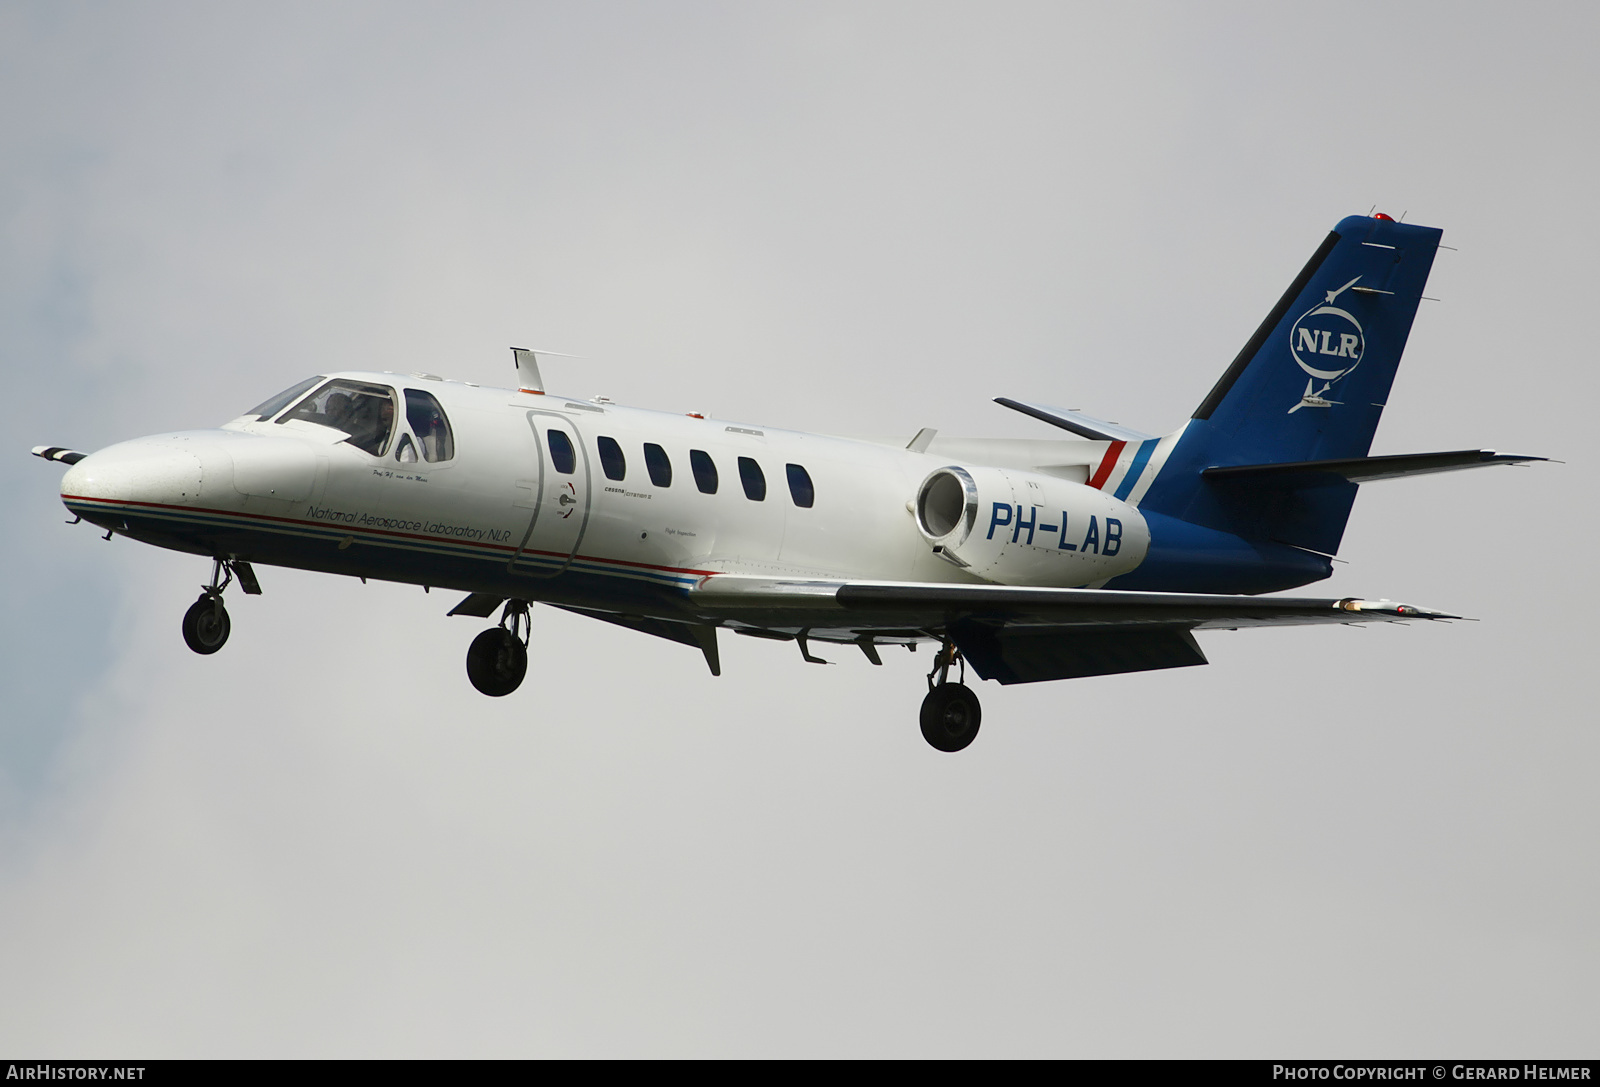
[913,465,1149,586]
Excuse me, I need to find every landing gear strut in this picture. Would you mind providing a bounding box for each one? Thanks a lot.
[182,558,235,655]
[920,637,981,752]
[467,599,530,697]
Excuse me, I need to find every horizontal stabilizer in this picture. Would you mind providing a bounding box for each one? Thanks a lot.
[32,446,87,465]
[1202,449,1546,485]
[993,399,1154,443]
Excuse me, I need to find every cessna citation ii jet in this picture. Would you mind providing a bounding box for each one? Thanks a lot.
[34,214,1542,751]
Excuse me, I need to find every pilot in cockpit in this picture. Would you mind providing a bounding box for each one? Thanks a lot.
[343,396,393,456]
[322,390,353,430]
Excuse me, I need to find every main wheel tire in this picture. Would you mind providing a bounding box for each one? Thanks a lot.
[920,682,981,752]
[182,596,231,655]
[466,627,528,697]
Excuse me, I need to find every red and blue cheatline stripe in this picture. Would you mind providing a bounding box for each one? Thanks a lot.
[1111,438,1161,501]
[1086,437,1161,501]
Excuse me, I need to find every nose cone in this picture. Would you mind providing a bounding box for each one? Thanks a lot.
[61,435,208,517]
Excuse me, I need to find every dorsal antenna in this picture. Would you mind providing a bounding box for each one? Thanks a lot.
[509,347,584,395]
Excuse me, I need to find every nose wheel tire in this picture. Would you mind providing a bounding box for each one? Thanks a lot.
[920,682,981,752]
[467,627,528,697]
[182,595,231,655]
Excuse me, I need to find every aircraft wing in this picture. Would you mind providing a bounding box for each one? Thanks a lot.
[688,574,1452,627]
[686,575,1455,684]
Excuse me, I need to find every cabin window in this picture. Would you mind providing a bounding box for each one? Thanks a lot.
[786,463,814,508]
[246,376,323,421]
[738,457,766,501]
[279,379,397,457]
[403,389,455,462]
[395,434,418,463]
[597,436,626,481]
[690,449,718,494]
[644,443,672,487]
[547,430,576,474]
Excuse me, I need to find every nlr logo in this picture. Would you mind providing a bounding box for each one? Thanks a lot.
[1286,275,1366,412]
[1289,275,1365,383]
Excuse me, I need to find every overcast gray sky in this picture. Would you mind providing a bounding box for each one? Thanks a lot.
[3,1,1595,1057]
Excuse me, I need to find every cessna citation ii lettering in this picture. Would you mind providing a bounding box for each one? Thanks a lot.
[35,214,1543,751]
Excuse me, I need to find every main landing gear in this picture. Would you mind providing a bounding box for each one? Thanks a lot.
[467,599,530,697]
[921,638,981,753]
[181,557,259,655]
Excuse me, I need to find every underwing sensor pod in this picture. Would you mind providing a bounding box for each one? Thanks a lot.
[34,213,1545,752]
[914,465,1148,585]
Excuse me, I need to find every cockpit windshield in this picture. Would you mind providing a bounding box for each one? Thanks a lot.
[245,376,324,421]
[277,378,398,457]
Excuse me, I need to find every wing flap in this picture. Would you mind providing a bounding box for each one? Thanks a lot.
[951,620,1208,684]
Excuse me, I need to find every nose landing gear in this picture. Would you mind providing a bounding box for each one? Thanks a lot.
[467,599,530,697]
[182,594,231,654]
[921,637,981,752]
[180,557,258,655]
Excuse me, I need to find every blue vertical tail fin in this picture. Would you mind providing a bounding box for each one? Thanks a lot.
[1136,213,1443,556]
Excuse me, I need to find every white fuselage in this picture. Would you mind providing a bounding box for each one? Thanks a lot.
[60,372,1150,619]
